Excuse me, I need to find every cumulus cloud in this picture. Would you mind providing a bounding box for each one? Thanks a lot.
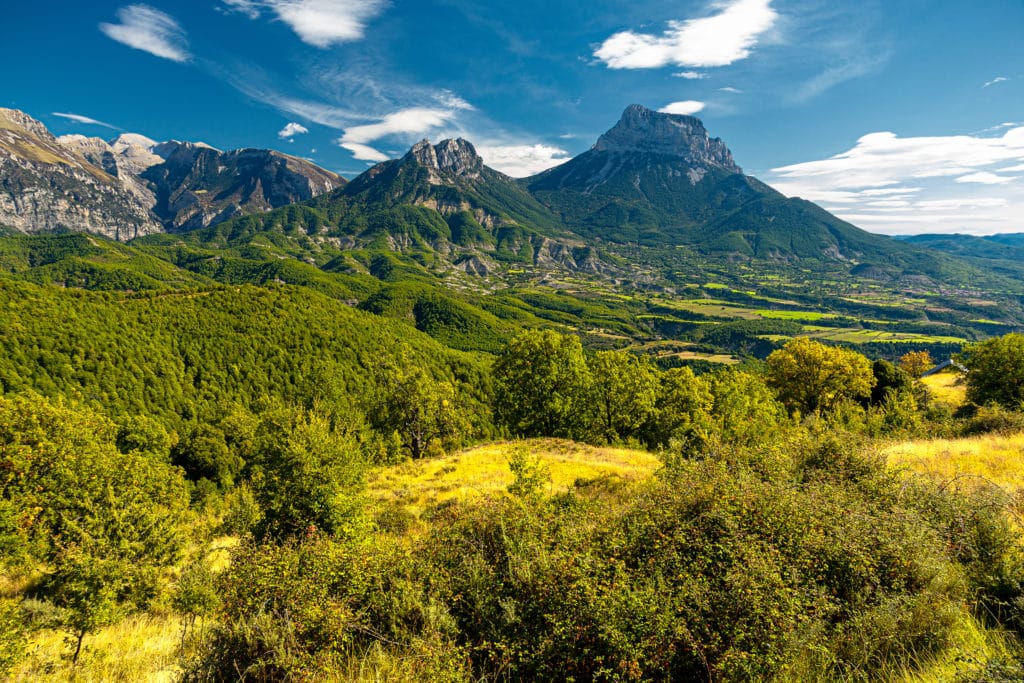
[766,126,1024,234]
[338,103,470,161]
[99,5,190,62]
[594,0,777,69]
[52,112,119,129]
[659,101,706,116]
[221,0,386,47]
[277,122,309,139]
[475,144,571,177]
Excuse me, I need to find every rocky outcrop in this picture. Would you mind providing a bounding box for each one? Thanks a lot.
[593,104,741,173]
[407,138,484,183]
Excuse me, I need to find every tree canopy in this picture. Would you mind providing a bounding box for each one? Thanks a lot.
[766,338,875,415]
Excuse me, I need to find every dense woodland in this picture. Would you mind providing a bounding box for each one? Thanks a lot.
[3,256,1024,681]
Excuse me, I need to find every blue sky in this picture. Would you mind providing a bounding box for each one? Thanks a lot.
[2,0,1022,234]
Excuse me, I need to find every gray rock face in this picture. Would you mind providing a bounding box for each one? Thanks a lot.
[594,104,741,173]
[407,138,483,181]
[58,134,161,211]
[0,109,162,240]
[142,143,345,231]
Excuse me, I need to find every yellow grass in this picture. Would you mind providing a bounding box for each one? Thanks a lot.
[10,613,185,682]
[921,371,967,407]
[367,438,660,518]
[884,432,1024,493]
[895,611,1020,683]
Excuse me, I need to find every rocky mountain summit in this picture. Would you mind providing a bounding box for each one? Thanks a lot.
[526,104,919,264]
[0,109,344,239]
[593,104,741,174]
[407,138,484,181]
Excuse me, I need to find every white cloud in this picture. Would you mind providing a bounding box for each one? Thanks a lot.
[52,112,119,129]
[221,0,260,19]
[719,87,743,94]
[767,125,1024,234]
[338,103,470,161]
[222,0,386,47]
[956,172,1018,185]
[658,100,706,116]
[984,76,1009,88]
[99,5,190,62]
[341,142,390,162]
[673,71,707,79]
[475,144,571,177]
[594,0,777,69]
[771,127,1024,192]
[277,122,309,139]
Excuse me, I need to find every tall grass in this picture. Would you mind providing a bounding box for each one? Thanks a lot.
[885,432,1024,494]
[10,613,184,682]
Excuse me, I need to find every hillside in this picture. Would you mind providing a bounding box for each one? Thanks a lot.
[0,278,491,429]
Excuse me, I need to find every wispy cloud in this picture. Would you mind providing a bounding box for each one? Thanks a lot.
[475,144,570,177]
[338,100,473,161]
[221,0,387,47]
[767,125,1024,234]
[672,71,707,79]
[984,76,1009,88]
[99,4,190,62]
[719,87,743,94]
[956,171,1018,185]
[277,122,309,139]
[659,101,706,116]
[789,50,890,104]
[52,112,119,129]
[594,0,777,69]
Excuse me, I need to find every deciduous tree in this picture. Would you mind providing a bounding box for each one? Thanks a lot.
[493,330,592,439]
[961,333,1024,408]
[766,338,875,415]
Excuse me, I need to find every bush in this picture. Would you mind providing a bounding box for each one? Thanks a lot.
[961,404,1024,436]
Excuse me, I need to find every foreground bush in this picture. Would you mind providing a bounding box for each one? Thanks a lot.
[183,434,1024,681]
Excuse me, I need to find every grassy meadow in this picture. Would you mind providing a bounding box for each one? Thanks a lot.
[367,438,660,519]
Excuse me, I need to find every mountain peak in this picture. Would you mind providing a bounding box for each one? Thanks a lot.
[406,138,483,179]
[109,133,158,152]
[0,108,54,141]
[593,104,741,173]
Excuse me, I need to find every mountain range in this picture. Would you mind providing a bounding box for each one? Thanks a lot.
[1,104,1022,355]
[0,105,957,269]
[0,108,344,240]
